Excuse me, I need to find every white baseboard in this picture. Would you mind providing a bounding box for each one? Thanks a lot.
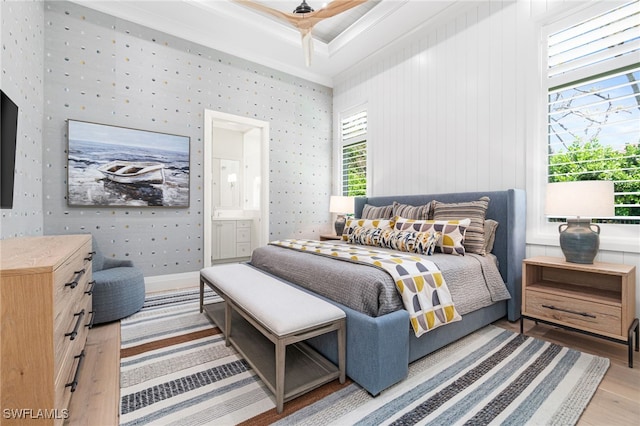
[144,271,200,293]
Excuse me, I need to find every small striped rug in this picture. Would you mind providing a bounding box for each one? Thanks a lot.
[120,288,609,425]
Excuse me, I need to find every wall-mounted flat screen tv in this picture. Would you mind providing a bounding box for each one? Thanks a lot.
[1,90,19,209]
[67,120,190,207]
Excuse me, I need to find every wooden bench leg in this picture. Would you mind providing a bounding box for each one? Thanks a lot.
[275,339,286,413]
[338,321,346,384]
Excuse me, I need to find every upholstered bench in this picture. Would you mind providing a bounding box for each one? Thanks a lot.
[200,264,346,413]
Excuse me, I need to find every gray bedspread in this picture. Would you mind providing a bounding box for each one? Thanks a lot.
[249,242,510,317]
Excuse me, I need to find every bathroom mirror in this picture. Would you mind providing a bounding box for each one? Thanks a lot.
[219,159,240,207]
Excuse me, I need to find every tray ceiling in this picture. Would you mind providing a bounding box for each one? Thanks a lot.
[69,0,461,86]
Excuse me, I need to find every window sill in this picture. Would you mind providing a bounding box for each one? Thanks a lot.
[527,231,640,254]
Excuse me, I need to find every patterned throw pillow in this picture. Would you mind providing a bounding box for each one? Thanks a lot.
[342,218,394,241]
[361,203,394,219]
[392,201,432,220]
[416,231,441,255]
[348,226,440,255]
[393,216,471,256]
[348,226,383,246]
[432,197,490,255]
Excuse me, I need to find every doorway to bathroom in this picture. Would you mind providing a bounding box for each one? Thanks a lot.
[203,110,269,266]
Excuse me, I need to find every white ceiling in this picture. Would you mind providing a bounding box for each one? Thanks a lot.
[70,0,461,87]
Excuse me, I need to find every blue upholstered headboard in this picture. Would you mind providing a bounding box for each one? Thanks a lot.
[354,189,526,321]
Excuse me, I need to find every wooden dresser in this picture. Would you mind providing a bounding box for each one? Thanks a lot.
[1,235,94,425]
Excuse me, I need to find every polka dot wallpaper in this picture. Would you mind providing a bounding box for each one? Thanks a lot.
[1,1,45,239]
[39,1,333,276]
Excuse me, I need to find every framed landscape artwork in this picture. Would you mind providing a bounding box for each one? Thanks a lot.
[67,120,190,207]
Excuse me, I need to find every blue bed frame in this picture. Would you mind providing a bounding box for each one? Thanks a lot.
[252,189,526,396]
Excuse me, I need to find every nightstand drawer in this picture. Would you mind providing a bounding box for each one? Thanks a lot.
[525,291,621,336]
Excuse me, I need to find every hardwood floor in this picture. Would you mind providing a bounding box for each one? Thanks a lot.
[65,322,120,426]
[64,318,639,425]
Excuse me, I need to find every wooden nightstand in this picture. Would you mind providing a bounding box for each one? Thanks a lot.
[319,234,342,241]
[521,256,638,367]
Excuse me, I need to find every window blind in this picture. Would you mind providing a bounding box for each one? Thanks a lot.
[548,1,639,80]
[341,110,367,144]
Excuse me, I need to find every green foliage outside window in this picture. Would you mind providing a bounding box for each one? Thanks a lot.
[342,141,366,196]
[548,140,640,220]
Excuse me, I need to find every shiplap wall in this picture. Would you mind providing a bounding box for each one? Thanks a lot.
[333,0,640,316]
[333,0,537,196]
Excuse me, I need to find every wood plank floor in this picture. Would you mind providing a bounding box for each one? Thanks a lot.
[65,322,120,426]
[64,318,639,425]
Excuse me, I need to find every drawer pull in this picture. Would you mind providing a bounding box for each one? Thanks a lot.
[65,269,86,289]
[65,350,85,393]
[85,280,96,295]
[84,251,96,262]
[86,310,96,329]
[65,309,85,340]
[542,304,596,318]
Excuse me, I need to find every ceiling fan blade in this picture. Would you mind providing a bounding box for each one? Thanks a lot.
[311,0,369,20]
[235,1,370,31]
[234,0,369,66]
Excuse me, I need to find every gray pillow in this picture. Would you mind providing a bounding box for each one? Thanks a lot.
[432,196,490,255]
[392,201,431,220]
[361,203,394,219]
[483,219,499,254]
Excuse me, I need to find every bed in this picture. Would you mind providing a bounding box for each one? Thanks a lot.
[249,189,526,396]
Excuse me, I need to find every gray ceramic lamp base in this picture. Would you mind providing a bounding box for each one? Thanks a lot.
[334,215,346,236]
[559,218,601,264]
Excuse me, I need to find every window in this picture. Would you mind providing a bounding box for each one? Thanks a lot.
[545,1,640,224]
[340,110,367,196]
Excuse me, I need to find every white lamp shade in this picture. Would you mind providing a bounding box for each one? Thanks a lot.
[545,181,615,218]
[329,196,354,214]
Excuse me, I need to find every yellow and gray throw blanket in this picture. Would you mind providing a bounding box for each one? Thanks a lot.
[270,239,462,337]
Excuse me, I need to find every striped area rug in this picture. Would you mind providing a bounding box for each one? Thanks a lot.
[120,288,609,425]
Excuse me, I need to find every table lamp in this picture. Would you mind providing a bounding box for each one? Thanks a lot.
[545,181,614,264]
[329,196,354,236]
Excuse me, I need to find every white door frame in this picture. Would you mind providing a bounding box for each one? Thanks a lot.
[203,109,270,268]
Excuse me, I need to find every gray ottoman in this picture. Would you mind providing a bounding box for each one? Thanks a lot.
[91,238,146,324]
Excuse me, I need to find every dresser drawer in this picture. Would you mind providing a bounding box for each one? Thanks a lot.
[53,240,93,377]
[54,290,92,374]
[525,290,621,336]
[54,294,91,412]
[53,241,93,322]
[55,344,87,418]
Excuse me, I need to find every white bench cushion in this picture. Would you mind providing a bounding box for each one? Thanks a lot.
[201,264,345,336]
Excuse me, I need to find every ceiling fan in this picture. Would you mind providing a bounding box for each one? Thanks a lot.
[234,0,368,66]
